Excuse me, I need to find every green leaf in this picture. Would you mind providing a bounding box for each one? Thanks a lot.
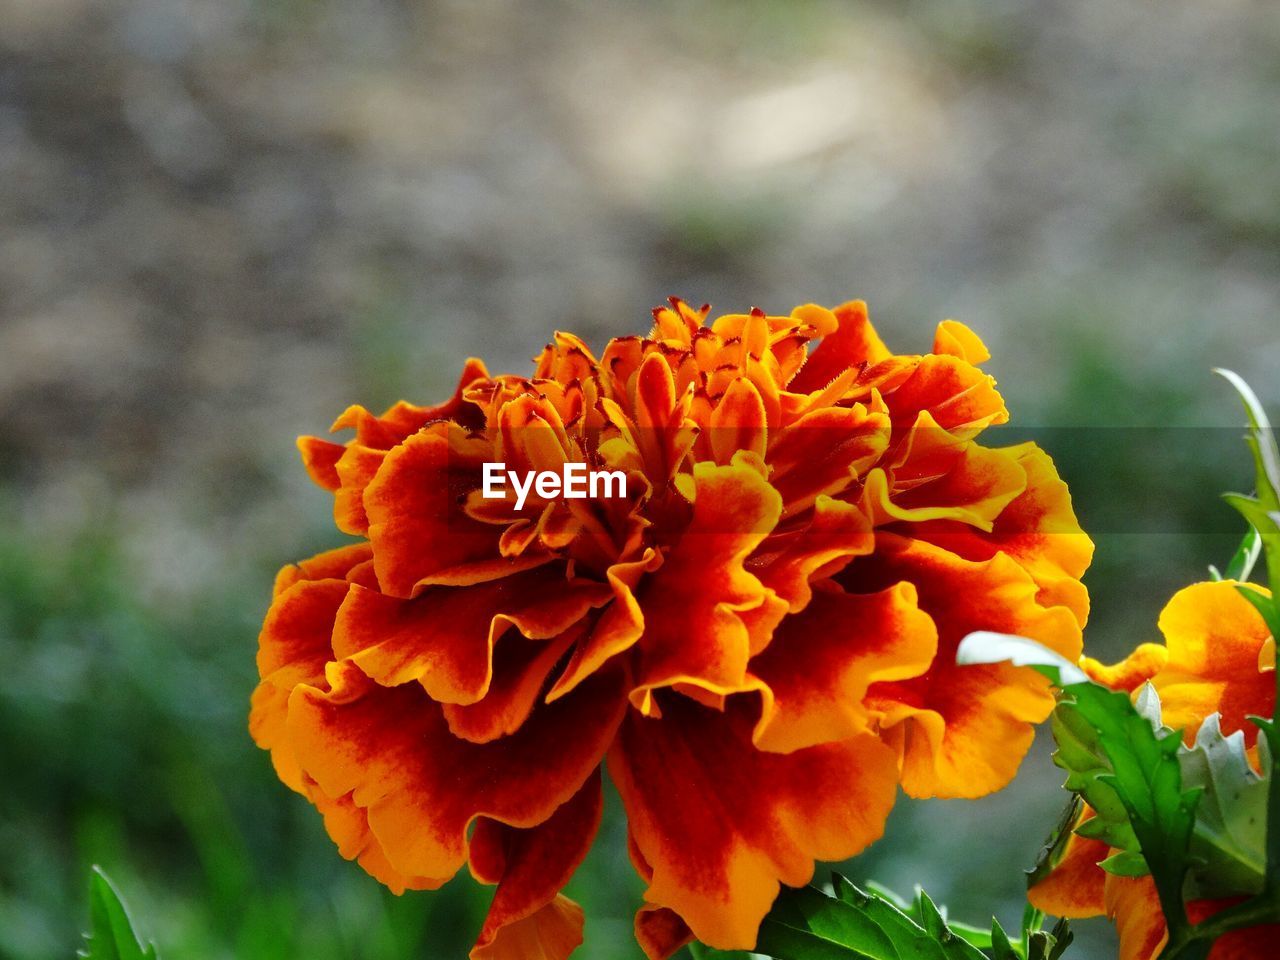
[1209,527,1262,582]
[735,880,1073,960]
[960,633,1202,939]
[1215,369,1280,507]
[754,881,990,960]
[859,880,910,911]
[915,889,949,941]
[1178,714,1270,898]
[1019,903,1045,945]
[988,920,1019,960]
[78,866,159,960]
[1033,918,1074,960]
[1216,369,1280,612]
[1056,680,1201,931]
[987,913,1073,960]
[1096,849,1149,877]
[946,922,994,951]
[1048,690,1147,869]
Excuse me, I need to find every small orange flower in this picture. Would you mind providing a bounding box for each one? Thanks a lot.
[1030,580,1277,960]
[251,299,1091,958]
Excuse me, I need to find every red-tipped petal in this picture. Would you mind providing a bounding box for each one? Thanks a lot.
[751,581,937,753]
[789,300,890,393]
[289,661,626,881]
[609,696,898,950]
[470,773,602,960]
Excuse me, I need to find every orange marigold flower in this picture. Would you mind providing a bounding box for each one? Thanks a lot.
[251,299,1091,958]
[1030,579,1277,960]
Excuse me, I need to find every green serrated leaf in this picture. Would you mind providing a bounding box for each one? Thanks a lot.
[1178,714,1270,898]
[755,883,989,960]
[961,632,1204,917]
[944,921,993,951]
[1050,702,1143,858]
[78,867,159,960]
[859,878,910,911]
[959,631,1204,945]
[1097,849,1150,877]
[1056,681,1201,941]
[751,883,1068,960]
[1072,811,1138,851]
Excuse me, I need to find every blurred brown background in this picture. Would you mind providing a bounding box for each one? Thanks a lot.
[2,1,1278,957]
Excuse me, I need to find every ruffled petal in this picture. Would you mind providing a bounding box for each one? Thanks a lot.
[751,581,937,753]
[444,623,584,743]
[635,906,694,960]
[249,682,304,793]
[768,404,890,516]
[609,695,898,950]
[470,773,601,960]
[788,300,890,393]
[251,544,372,792]
[256,578,350,688]
[908,443,1092,623]
[547,549,663,702]
[331,566,610,705]
[747,496,874,614]
[288,660,626,881]
[852,534,1082,798]
[332,356,489,445]
[311,359,490,531]
[364,423,543,596]
[629,458,783,713]
[1153,581,1274,743]
[881,354,1008,433]
[308,782,447,893]
[272,543,373,597]
[860,447,1026,535]
[932,320,991,364]
[876,661,1055,799]
[297,435,344,491]
[471,896,584,960]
